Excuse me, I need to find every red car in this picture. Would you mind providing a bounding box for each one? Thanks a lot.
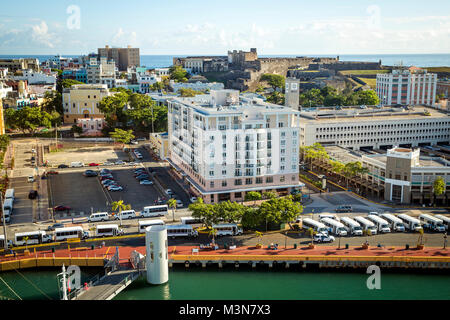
[47,170,59,175]
[54,205,71,212]
[89,163,100,167]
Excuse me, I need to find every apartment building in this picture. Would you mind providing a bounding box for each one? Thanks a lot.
[321,146,450,205]
[0,58,40,72]
[376,68,437,106]
[169,80,224,93]
[167,89,303,204]
[62,84,112,123]
[98,45,140,72]
[12,69,57,85]
[299,105,450,150]
[86,57,117,88]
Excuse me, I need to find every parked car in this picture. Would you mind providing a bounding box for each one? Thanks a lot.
[314,233,335,243]
[58,164,69,168]
[46,170,59,175]
[28,190,38,199]
[175,199,183,208]
[135,154,143,160]
[100,175,114,181]
[70,162,84,168]
[103,162,114,166]
[54,205,71,212]
[88,163,100,167]
[83,170,98,177]
[190,197,198,203]
[47,223,64,231]
[108,186,123,191]
[165,189,174,196]
[31,149,36,153]
[140,180,153,185]
[115,160,125,165]
[101,169,112,174]
[130,140,138,145]
[136,137,146,141]
[335,205,353,213]
[137,176,150,181]
[27,175,35,183]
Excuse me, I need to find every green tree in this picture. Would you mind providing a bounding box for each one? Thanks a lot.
[71,125,83,135]
[109,128,135,146]
[260,74,285,89]
[212,201,246,224]
[169,65,189,82]
[245,191,262,206]
[208,227,218,245]
[178,88,204,97]
[98,92,129,127]
[189,198,217,227]
[41,91,63,114]
[266,91,285,105]
[356,90,379,105]
[167,198,177,222]
[433,176,445,198]
[301,143,329,171]
[111,200,131,226]
[6,107,53,135]
[262,191,277,200]
[258,196,303,230]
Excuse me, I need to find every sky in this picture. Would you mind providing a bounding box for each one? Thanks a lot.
[0,0,449,55]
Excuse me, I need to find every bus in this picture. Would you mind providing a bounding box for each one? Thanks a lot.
[340,217,363,236]
[138,219,165,233]
[141,205,169,218]
[398,214,422,232]
[366,215,391,233]
[419,214,446,232]
[434,215,450,230]
[353,216,378,235]
[14,231,52,246]
[95,225,124,237]
[301,218,328,234]
[212,224,243,236]
[320,218,347,236]
[166,224,198,238]
[0,235,13,248]
[380,213,406,232]
[180,217,204,225]
[54,227,89,241]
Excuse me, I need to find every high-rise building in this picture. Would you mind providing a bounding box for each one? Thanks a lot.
[285,77,300,110]
[376,67,437,106]
[98,45,140,72]
[167,89,303,204]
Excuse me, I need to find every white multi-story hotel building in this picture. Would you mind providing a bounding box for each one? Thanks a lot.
[168,89,303,204]
[299,105,450,150]
[376,68,437,106]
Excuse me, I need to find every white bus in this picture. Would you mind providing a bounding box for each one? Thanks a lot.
[95,224,123,237]
[380,213,406,232]
[366,215,391,233]
[141,205,169,218]
[0,235,13,248]
[419,214,446,232]
[138,219,165,233]
[301,218,328,234]
[166,224,198,238]
[14,231,52,246]
[434,215,450,230]
[180,217,203,225]
[340,217,363,236]
[212,224,243,236]
[398,214,423,232]
[354,216,378,235]
[320,218,347,236]
[54,227,89,241]
[318,214,339,221]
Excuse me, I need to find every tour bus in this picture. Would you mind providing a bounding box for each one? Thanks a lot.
[353,216,378,235]
[301,218,328,234]
[0,235,13,248]
[138,219,165,233]
[5,189,15,202]
[3,199,13,213]
[54,226,89,241]
[397,214,423,232]
[320,218,348,236]
[166,224,198,238]
[418,214,446,232]
[366,215,391,233]
[141,205,169,218]
[14,231,52,246]
[340,217,363,236]
[434,215,450,230]
[380,213,406,232]
[180,217,204,225]
[95,224,123,237]
[212,224,243,236]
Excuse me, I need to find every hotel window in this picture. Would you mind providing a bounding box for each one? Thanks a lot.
[222,170,227,175]
[266,177,273,183]
[256,177,263,184]
[222,180,227,187]
[280,176,285,182]
[210,181,215,188]
[234,179,242,186]
[245,178,253,185]
[209,171,214,176]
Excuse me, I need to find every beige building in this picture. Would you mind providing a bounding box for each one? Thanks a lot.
[62,84,112,123]
[0,99,5,135]
[149,132,169,160]
[98,45,140,71]
[0,58,40,73]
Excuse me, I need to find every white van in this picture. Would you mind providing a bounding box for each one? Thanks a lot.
[5,189,15,202]
[95,224,123,237]
[114,210,137,220]
[70,162,84,168]
[2,210,11,223]
[88,212,110,222]
[141,205,168,217]
[3,199,13,213]
[212,224,243,236]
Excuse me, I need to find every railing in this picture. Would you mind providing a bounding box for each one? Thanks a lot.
[68,273,103,300]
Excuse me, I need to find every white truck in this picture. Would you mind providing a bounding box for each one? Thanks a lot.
[354,216,378,235]
[397,214,423,232]
[366,215,391,233]
[340,217,363,236]
[380,213,406,232]
[320,217,347,236]
[419,214,446,232]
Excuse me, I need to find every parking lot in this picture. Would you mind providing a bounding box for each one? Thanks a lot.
[45,146,129,167]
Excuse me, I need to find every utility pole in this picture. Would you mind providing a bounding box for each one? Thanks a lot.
[151,105,155,133]
[55,122,58,150]
[1,193,8,250]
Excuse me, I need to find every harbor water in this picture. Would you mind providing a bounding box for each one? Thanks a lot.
[0,267,449,300]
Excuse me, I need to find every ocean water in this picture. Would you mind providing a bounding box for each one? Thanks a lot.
[0,267,449,300]
[0,54,449,69]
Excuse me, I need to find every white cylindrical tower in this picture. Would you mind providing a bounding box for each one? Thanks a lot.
[145,225,169,285]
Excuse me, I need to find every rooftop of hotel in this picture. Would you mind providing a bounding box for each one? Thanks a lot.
[300,105,449,123]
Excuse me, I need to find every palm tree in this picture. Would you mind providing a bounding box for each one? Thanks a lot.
[111,200,131,226]
[255,231,263,248]
[23,236,29,251]
[209,227,217,246]
[167,198,177,222]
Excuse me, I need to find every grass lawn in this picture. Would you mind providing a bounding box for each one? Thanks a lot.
[422,67,450,73]
[357,77,377,89]
[340,69,389,75]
